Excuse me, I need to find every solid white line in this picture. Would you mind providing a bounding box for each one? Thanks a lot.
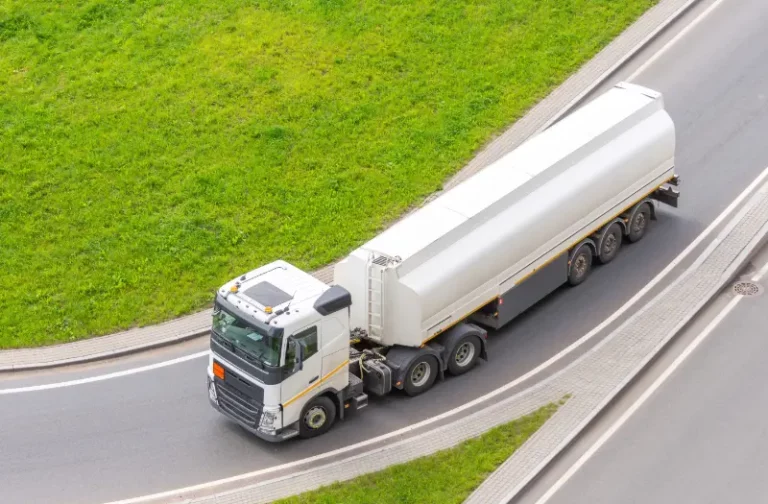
[0,351,209,395]
[104,164,768,504]
[626,0,728,81]
[534,258,768,504]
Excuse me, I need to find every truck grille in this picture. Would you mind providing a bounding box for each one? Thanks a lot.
[215,379,262,427]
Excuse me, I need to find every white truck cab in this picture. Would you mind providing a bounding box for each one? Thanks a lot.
[207,260,356,441]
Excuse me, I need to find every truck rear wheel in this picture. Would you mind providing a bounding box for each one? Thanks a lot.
[568,245,593,286]
[597,222,623,264]
[628,203,651,243]
[298,395,336,439]
[447,335,481,376]
[404,355,438,396]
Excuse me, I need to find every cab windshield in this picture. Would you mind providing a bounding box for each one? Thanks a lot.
[212,307,282,367]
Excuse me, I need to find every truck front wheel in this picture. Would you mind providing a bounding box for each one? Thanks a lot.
[404,355,438,396]
[298,395,336,439]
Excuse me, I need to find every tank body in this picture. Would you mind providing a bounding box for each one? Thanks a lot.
[334,82,676,347]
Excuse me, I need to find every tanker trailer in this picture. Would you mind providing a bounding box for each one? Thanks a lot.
[207,82,679,440]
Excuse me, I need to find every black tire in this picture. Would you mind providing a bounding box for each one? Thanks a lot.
[404,355,438,396]
[568,245,593,286]
[597,222,623,264]
[447,335,481,376]
[628,203,651,243]
[298,395,336,439]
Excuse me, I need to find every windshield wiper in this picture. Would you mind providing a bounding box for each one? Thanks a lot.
[212,330,234,351]
[233,341,266,369]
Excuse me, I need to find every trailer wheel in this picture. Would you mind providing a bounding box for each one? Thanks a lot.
[628,203,651,243]
[597,223,623,264]
[568,245,593,286]
[404,355,438,396]
[298,395,336,439]
[447,335,481,376]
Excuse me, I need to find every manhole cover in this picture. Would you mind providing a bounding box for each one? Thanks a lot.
[732,281,763,297]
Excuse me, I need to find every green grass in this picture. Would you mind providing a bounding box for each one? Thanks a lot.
[275,401,561,504]
[0,0,656,347]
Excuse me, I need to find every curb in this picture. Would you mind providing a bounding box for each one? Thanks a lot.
[0,0,701,372]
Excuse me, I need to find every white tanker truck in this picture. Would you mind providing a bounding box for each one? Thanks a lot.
[207,82,679,441]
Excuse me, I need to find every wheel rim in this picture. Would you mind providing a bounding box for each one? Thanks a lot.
[304,406,327,430]
[603,233,618,256]
[454,342,475,367]
[632,212,647,235]
[573,253,588,278]
[410,361,431,387]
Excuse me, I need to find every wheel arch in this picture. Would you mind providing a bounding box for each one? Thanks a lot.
[595,217,628,240]
[384,345,444,390]
[299,386,344,421]
[569,237,597,260]
[431,322,488,370]
[322,387,345,420]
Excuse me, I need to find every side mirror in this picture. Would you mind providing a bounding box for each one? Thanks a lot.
[288,337,305,372]
[296,341,305,371]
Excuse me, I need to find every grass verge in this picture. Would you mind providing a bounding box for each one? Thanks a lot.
[0,0,656,347]
[274,401,561,504]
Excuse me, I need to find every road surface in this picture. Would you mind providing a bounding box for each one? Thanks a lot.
[2,0,768,502]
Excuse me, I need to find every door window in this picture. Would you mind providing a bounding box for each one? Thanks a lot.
[284,325,318,368]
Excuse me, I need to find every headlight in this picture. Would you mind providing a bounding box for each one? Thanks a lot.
[259,406,281,429]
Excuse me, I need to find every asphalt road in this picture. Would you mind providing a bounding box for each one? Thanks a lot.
[3,0,768,502]
[538,253,768,504]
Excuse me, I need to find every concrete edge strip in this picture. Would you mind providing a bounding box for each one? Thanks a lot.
[2,329,211,372]
[467,184,768,503]
[0,0,699,371]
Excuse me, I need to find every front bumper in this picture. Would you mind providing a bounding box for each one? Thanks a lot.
[207,377,298,442]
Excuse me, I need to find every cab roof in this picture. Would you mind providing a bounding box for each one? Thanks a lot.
[218,260,329,325]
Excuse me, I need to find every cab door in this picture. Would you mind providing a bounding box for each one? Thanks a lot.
[280,323,322,426]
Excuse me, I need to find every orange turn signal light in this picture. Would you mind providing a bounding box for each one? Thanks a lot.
[213,361,225,380]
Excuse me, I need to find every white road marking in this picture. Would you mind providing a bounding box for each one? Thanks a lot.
[626,0,729,81]
[534,257,768,504]
[103,163,768,504]
[0,351,209,395]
